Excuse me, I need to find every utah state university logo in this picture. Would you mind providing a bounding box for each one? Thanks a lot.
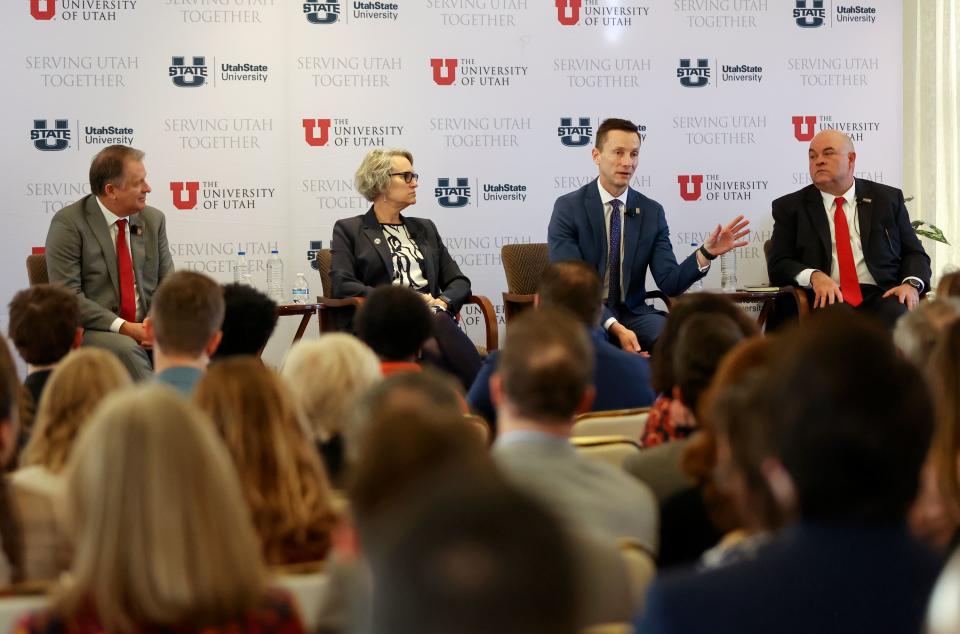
[556,0,581,25]
[430,59,457,86]
[678,175,704,201]
[304,0,340,24]
[791,116,817,142]
[170,182,200,210]
[169,57,207,87]
[302,119,331,147]
[677,59,710,87]
[30,0,56,20]
[31,119,70,151]
[793,0,826,28]
[558,117,592,147]
[435,178,471,208]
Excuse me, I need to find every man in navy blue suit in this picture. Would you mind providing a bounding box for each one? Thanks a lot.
[548,118,750,352]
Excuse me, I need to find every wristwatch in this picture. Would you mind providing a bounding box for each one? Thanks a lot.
[906,279,923,292]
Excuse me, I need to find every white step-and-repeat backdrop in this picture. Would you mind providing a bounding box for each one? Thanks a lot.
[2,0,901,349]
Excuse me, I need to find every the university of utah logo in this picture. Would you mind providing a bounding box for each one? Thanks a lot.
[556,0,581,25]
[430,59,458,86]
[169,56,207,87]
[31,119,70,151]
[792,115,817,141]
[30,0,56,20]
[435,178,471,208]
[304,0,340,24]
[170,182,200,210]
[558,117,592,147]
[678,175,704,201]
[793,0,826,28]
[302,119,331,147]
[677,59,710,87]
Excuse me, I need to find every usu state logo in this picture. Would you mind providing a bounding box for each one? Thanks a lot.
[793,0,826,28]
[435,178,471,208]
[430,59,458,85]
[302,118,331,146]
[304,0,340,24]
[556,0,580,25]
[170,182,200,210]
[678,175,704,201]
[30,0,56,20]
[677,59,711,87]
[558,117,592,147]
[31,119,70,151]
[169,56,207,87]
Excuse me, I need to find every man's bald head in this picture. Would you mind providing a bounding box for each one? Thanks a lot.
[808,130,857,196]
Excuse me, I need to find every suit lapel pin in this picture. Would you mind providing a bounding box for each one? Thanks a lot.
[860,198,872,204]
[132,224,143,236]
[374,238,382,245]
[626,208,640,218]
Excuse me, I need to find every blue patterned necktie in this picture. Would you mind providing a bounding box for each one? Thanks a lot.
[607,199,622,307]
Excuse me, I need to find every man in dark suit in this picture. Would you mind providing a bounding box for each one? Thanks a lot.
[767,130,930,328]
[635,313,942,634]
[548,118,750,352]
[45,145,174,380]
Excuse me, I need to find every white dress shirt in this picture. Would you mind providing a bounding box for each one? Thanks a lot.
[95,197,141,331]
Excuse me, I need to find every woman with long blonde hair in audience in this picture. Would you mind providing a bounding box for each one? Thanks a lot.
[14,385,304,634]
[281,334,381,488]
[195,357,337,565]
[10,348,131,582]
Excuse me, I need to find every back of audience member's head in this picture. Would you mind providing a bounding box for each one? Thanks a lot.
[770,312,933,523]
[281,334,381,441]
[0,336,20,466]
[8,285,80,367]
[494,309,594,425]
[147,271,225,358]
[650,293,758,395]
[194,357,336,565]
[893,298,960,369]
[536,261,603,326]
[927,319,960,525]
[59,385,264,632]
[672,313,748,412]
[213,283,277,359]
[355,285,433,361]
[938,271,960,299]
[347,369,465,464]
[370,474,579,634]
[21,348,131,473]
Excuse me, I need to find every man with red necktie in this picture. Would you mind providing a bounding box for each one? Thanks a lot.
[767,130,930,328]
[45,145,174,380]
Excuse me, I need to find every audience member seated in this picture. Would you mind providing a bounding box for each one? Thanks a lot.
[637,312,942,634]
[468,260,655,430]
[650,315,752,568]
[490,309,659,553]
[0,333,24,585]
[213,283,278,359]
[369,473,579,634]
[7,285,82,410]
[15,385,305,634]
[641,294,757,448]
[910,318,960,550]
[146,271,224,395]
[10,348,130,582]
[281,334,382,488]
[893,297,959,369]
[354,285,434,377]
[194,358,337,565]
[938,270,960,298]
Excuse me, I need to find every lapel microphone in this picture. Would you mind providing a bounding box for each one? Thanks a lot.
[625,207,639,218]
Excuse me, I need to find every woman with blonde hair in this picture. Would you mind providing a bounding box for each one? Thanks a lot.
[10,348,131,582]
[14,385,304,634]
[281,334,381,487]
[195,357,337,565]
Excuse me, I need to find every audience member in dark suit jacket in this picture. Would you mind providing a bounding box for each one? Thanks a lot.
[7,285,83,412]
[468,261,654,431]
[637,312,942,634]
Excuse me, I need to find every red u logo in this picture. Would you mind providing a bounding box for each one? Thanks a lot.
[302,119,331,147]
[430,59,458,86]
[678,175,704,202]
[169,182,200,210]
[556,0,580,25]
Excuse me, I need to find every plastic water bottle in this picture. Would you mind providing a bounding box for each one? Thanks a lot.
[266,249,284,302]
[720,251,738,292]
[234,250,253,286]
[689,243,704,292]
[291,273,310,305]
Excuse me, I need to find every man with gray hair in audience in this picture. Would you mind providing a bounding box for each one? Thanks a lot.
[893,298,960,369]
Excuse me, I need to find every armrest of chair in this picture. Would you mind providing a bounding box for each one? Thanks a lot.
[645,290,673,310]
[502,292,535,322]
[777,286,810,318]
[316,296,364,333]
[465,294,499,353]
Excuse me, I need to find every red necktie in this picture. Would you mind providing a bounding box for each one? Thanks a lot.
[833,197,862,307]
[115,219,137,322]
